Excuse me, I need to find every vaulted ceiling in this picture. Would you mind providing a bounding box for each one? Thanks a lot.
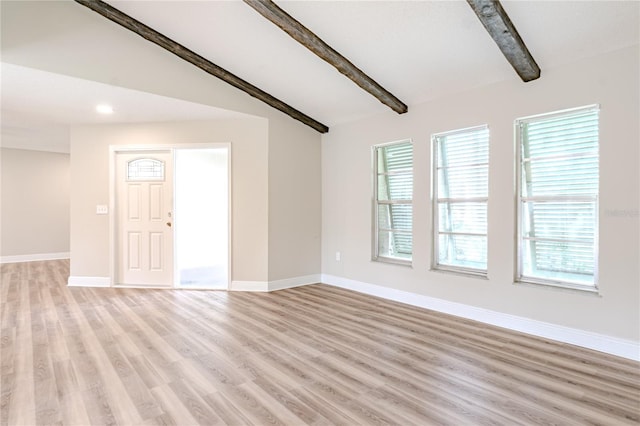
[1,1,639,146]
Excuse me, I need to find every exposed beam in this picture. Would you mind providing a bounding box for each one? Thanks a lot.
[243,0,408,115]
[467,0,540,82]
[74,0,329,133]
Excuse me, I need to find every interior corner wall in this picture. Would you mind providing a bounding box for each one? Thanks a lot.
[0,148,70,258]
[69,118,269,283]
[267,121,322,282]
[321,45,640,343]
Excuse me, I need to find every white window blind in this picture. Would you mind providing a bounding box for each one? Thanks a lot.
[373,141,413,264]
[433,126,489,274]
[516,105,599,290]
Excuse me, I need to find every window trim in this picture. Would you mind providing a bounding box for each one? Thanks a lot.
[514,104,600,292]
[372,139,413,266]
[431,125,489,277]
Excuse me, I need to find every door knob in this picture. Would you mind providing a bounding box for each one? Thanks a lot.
[166,222,172,227]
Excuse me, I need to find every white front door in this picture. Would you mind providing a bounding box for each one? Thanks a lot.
[116,151,173,286]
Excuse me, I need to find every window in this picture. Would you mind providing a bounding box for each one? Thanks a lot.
[432,126,489,275]
[372,140,413,265]
[516,105,599,291]
[127,158,165,181]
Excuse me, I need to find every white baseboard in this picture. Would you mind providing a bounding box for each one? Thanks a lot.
[66,275,318,291]
[230,280,269,292]
[269,274,321,291]
[321,274,640,361]
[68,276,111,287]
[230,274,321,292]
[0,252,70,264]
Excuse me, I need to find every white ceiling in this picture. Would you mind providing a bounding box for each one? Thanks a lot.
[0,63,251,152]
[1,63,250,125]
[1,0,639,151]
[108,0,640,124]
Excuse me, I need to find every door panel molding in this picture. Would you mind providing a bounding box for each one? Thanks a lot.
[115,150,173,286]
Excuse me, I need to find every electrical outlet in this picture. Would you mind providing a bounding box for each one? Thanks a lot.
[335,251,341,261]
[96,205,109,215]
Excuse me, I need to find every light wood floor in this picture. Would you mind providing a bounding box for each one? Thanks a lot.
[1,260,639,425]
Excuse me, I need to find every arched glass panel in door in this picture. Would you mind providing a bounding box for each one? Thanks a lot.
[127,158,165,181]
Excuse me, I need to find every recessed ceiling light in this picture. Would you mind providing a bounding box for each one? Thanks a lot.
[96,104,114,114]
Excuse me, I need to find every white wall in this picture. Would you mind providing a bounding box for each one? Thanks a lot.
[0,111,70,154]
[0,148,70,260]
[322,46,640,344]
[268,122,322,281]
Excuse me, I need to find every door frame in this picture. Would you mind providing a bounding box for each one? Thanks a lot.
[109,143,232,289]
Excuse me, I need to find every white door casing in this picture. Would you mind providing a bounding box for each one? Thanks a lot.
[116,151,173,286]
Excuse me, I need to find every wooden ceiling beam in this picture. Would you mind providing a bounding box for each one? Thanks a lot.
[467,0,540,82]
[74,0,329,133]
[243,0,408,115]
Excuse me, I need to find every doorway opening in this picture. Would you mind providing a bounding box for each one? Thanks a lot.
[175,148,229,289]
[112,145,230,289]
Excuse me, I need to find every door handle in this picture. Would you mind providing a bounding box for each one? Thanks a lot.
[166,222,172,227]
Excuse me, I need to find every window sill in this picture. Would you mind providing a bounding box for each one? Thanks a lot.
[372,256,413,268]
[430,266,488,280]
[515,278,600,296]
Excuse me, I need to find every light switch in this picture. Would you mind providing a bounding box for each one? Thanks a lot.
[96,205,109,215]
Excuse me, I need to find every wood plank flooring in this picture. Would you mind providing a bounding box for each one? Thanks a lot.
[1,260,639,425]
